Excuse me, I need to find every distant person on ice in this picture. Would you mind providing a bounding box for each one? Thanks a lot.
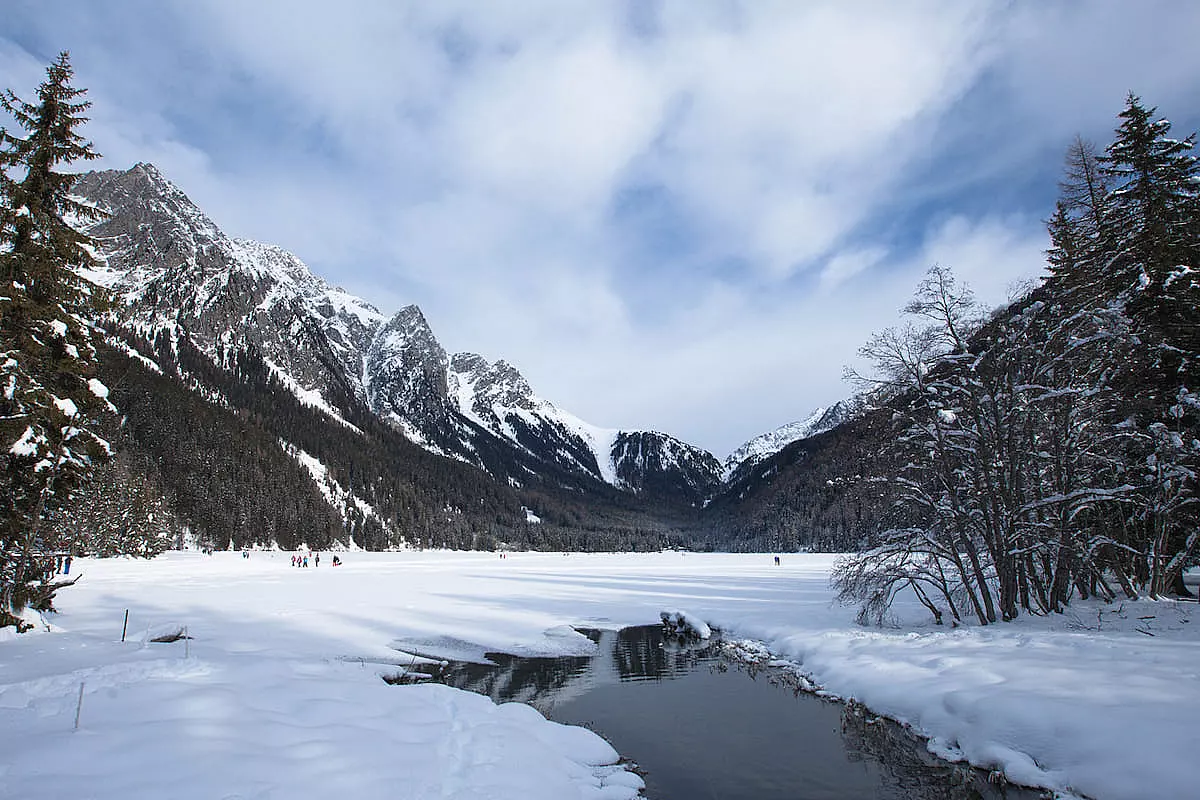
[314,553,320,567]
[331,555,341,566]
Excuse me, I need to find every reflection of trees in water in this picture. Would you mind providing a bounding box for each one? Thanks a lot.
[713,660,1044,800]
[413,625,719,711]
[839,702,1044,800]
[429,651,593,709]
[612,625,716,681]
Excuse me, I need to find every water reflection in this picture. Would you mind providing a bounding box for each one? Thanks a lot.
[612,627,714,682]
[404,626,1046,800]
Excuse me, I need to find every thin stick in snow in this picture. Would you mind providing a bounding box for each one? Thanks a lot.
[73,681,85,730]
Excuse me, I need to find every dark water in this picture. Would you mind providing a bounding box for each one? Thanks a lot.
[397,626,1045,800]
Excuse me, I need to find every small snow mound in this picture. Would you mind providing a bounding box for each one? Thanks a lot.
[142,622,191,645]
[659,609,711,639]
[87,378,109,399]
[9,426,40,456]
[721,638,773,663]
[54,397,78,418]
[0,607,52,639]
[538,625,600,656]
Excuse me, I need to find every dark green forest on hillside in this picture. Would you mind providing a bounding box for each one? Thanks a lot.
[709,95,1199,623]
[71,327,695,555]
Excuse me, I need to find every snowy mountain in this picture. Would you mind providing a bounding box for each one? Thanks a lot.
[724,402,853,477]
[446,351,617,484]
[71,163,720,507]
[612,431,723,502]
[72,164,384,422]
[363,303,718,502]
[364,305,460,450]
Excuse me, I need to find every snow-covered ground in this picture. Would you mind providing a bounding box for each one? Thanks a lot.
[1,552,1197,800]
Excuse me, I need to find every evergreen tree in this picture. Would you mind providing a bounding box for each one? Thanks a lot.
[0,52,109,629]
[1100,93,1200,283]
[1046,138,1111,305]
[1046,201,1083,280]
[1057,136,1111,249]
[47,450,177,558]
[1099,95,1200,595]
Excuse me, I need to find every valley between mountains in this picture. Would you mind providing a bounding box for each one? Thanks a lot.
[67,163,850,553]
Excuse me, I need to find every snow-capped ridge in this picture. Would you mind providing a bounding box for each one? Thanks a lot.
[725,402,853,477]
[444,348,620,484]
[71,163,385,426]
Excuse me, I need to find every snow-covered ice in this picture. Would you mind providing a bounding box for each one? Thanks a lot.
[1,551,1197,800]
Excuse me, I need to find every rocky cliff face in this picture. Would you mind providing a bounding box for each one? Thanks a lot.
[365,305,457,447]
[612,431,723,505]
[73,164,383,415]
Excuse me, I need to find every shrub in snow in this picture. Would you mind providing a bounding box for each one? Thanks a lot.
[659,609,711,639]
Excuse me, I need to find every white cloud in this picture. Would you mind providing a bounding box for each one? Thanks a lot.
[919,215,1049,310]
[442,35,666,212]
[819,247,888,292]
[3,1,1200,456]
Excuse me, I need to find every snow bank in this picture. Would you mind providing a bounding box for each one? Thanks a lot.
[0,644,639,800]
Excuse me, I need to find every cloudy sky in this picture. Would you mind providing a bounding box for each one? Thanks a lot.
[4,2,1200,457]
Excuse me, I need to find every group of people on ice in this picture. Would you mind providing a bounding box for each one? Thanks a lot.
[290,553,340,567]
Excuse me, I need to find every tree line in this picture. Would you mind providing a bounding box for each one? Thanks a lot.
[835,94,1198,625]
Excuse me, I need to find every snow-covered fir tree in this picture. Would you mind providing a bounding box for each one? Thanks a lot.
[0,52,111,629]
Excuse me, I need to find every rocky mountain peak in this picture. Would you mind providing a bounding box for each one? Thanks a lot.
[450,354,537,416]
[612,430,723,504]
[364,306,452,441]
[71,163,385,414]
[73,163,220,248]
[449,352,487,373]
[368,306,448,383]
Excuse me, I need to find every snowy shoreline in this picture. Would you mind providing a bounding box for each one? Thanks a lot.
[2,551,1196,799]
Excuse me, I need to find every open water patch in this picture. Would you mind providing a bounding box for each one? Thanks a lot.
[392,625,1047,799]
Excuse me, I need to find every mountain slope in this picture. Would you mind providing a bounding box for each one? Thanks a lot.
[69,163,723,538]
[612,431,723,504]
[73,164,383,423]
[724,402,854,478]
